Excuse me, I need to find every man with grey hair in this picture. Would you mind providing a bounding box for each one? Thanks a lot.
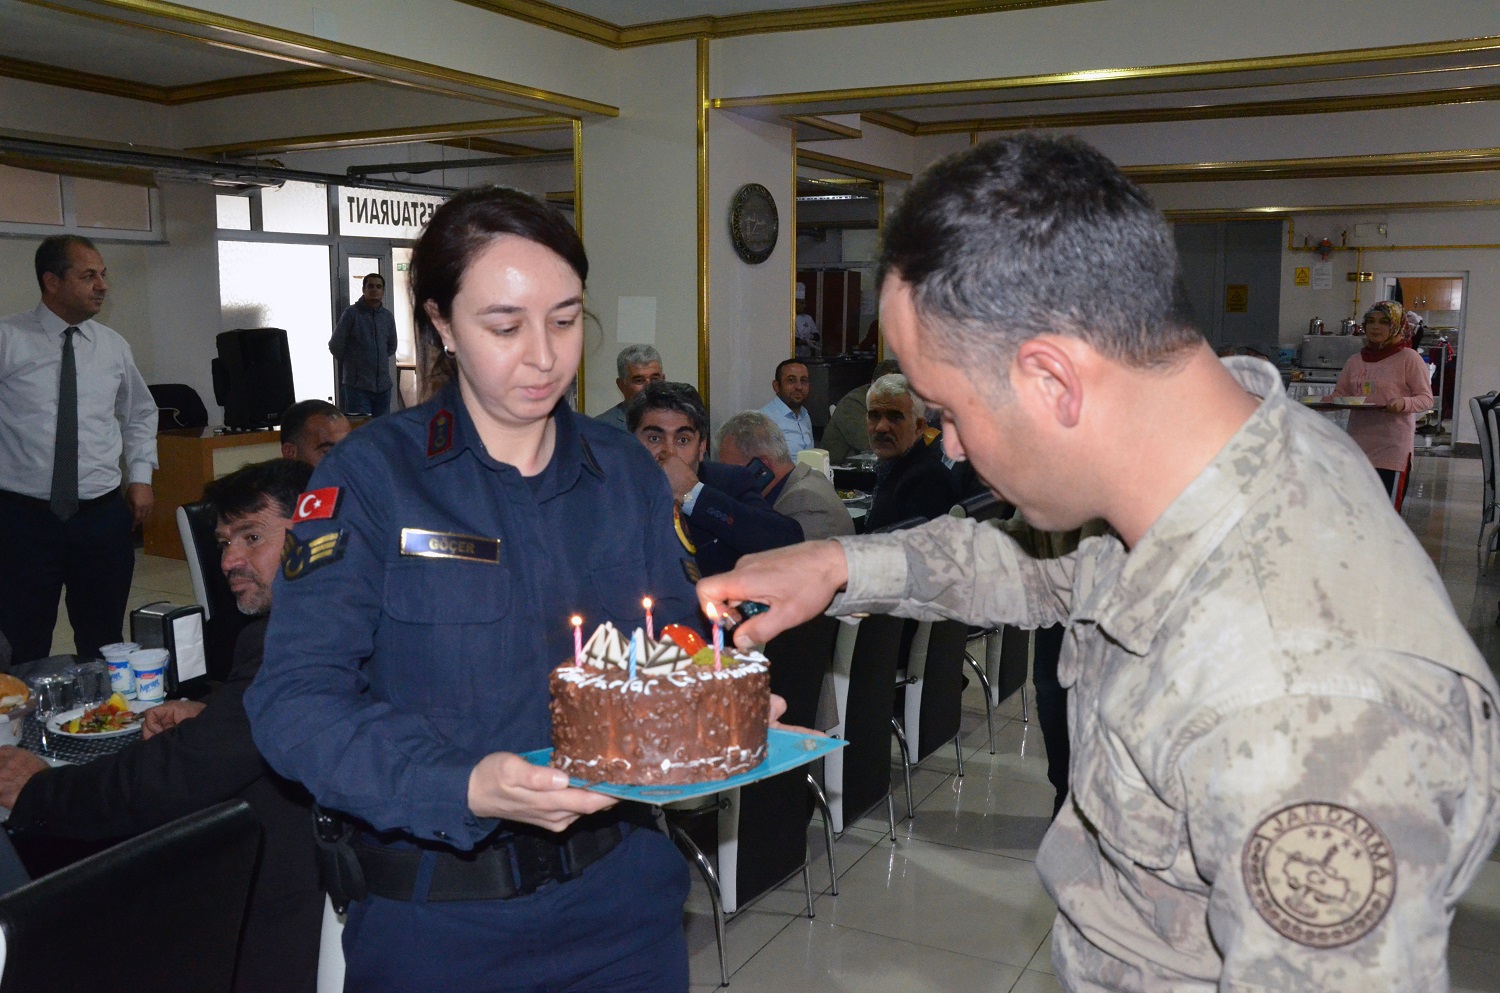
[717,411,853,541]
[864,373,957,530]
[596,344,664,431]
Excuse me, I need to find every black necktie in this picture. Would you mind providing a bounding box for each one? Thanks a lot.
[50,327,79,522]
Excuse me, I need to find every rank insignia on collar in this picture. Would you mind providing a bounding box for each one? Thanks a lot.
[293,487,340,523]
[400,528,500,564]
[427,409,454,458]
[673,505,696,554]
[680,557,702,585]
[282,529,348,581]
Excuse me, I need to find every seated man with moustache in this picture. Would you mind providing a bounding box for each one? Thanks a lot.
[864,372,959,531]
[716,410,854,542]
[280,398,351,468]
[629,381,802,576]
[0,459,323,993]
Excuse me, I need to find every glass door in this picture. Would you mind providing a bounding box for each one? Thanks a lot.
[336,241,393,410]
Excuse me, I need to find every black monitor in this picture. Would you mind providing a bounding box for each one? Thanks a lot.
[211,328,296,430]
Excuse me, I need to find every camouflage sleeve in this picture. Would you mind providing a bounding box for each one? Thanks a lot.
[1177,690,1490,992]
[827,515,1080,628]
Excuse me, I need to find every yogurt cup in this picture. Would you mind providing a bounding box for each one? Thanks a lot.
[127,648,170,704]
[101,642,140,699]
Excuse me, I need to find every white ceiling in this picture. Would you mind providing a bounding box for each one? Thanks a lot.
[0,0,282,86]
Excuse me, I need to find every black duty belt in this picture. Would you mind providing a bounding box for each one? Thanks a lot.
[355,818,636,903]
[0,489,120,513]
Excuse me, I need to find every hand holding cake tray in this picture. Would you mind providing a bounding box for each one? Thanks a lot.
[538,610,843,802]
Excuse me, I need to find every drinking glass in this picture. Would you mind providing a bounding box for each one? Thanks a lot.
[68,661,110,708]
[29,673,77,756]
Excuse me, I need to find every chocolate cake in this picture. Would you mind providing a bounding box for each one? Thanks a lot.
[550,621,770,785]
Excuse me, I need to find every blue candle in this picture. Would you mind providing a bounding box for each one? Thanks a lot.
[628,629,639,682]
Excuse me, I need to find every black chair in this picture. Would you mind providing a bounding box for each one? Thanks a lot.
[1471,392,1500,571]
[896,618,973,777]
[148,383,209,433]
[176,500,248,682]
[669,615,840,988]
[0,800,260,993]
[831,614,906,834]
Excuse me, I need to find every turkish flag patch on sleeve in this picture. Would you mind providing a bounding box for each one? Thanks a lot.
[293,487,341,523]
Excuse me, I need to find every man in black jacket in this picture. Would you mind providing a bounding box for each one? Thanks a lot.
[629,382,803,576]
[0,459,322,993]
[864,373,959,531]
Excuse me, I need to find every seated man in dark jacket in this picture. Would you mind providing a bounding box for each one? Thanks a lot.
[864,373,960,531]
[0,459,322,993]
[629,382,803,576]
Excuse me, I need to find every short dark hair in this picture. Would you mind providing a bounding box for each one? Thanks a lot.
[878,133,1201,384]
[411,186,587,397]
[280,399,346,446]
[774,358,807,382]
[202,458,313,523]
[35,235,98,292]
[362,272,385,288]
[627,381,708,439]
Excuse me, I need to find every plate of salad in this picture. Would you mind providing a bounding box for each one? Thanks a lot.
[47,694,156,739]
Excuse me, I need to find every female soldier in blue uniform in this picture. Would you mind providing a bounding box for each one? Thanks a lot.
[246,187,701,992]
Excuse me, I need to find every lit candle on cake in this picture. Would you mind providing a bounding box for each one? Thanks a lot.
[642,597,654,641]
[706,602,723,671]
[571,615,583,665]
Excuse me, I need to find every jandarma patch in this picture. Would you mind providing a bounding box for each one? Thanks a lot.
[1241,801,1395,948]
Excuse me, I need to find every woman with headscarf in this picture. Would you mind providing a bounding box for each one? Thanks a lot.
[1326,300,1434,510]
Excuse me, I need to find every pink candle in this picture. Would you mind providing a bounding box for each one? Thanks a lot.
[706,602,723,671]
[642,597,654,641]
[571,614,583,665]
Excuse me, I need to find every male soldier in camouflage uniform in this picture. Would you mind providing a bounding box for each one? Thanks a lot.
[700,133,1500,991]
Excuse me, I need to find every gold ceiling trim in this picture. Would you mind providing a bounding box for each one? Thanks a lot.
[1128,148,1500,184]
[784,114,863,139]
[0,54,355,105]
[456,0,1097,49]
[23,0,619,116]
[1164,199,1500,222]
[189,116,575,157]
[796,148,911,180]
[165,68,355,103]
[912,82,1500,133]
[859,110,921,135]
[712,34,1500,110]
[871,58,1500,116]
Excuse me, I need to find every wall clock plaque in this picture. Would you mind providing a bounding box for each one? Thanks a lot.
[729,183,778,264]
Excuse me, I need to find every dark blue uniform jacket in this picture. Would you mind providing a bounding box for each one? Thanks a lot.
[245,384,701,850]
[687,461,803,577]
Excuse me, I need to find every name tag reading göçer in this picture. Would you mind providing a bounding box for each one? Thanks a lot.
[399,528,500,564]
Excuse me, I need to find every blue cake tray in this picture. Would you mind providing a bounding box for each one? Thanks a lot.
[521,729,846,804]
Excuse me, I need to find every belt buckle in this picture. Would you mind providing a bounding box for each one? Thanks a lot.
[509,837,571,897]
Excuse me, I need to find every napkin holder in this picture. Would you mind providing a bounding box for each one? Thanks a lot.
[130,602,209,697]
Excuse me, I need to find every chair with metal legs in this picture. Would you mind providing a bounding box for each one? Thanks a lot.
[666,615,840,987]
[820,614,906,839]
[892,616,973,813]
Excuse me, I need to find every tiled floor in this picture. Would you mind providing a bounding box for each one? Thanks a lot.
[53,453,1500,992]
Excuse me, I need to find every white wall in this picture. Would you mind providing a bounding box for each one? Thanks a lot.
[708,110,795,433]
[0,181,223,418]
[579,41,700,414]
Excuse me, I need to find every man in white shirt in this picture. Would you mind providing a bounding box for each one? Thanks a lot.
[0,235,158,663]
[760,359,814,458]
